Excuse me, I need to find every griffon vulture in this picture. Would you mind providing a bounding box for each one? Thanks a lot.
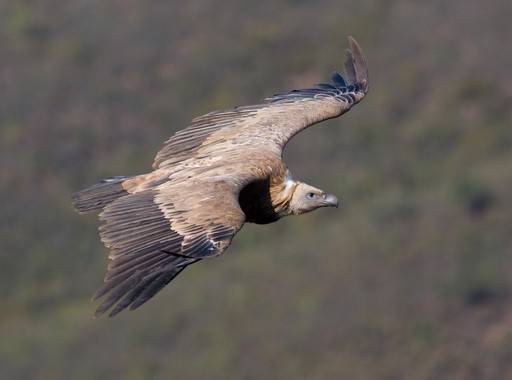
[73,36,369,317]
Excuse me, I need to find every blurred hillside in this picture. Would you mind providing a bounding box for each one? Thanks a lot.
[1,0,512,379]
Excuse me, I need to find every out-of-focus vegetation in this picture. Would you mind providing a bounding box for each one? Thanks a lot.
[1,0,512,379]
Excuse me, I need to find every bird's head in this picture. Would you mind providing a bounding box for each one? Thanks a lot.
[288,183,338,215]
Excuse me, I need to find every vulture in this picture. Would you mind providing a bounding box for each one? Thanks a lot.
[73,36,369,317]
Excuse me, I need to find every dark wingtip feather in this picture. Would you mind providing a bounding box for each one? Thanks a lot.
[265,36,369,103]
[346,36,369,92]
[128,268,185,311]
[107,272,162,317]
[92,260,195,317]
[92,276,124,301]
[331,71,347,87]
[93,274,143,318]
[344,48,357,85]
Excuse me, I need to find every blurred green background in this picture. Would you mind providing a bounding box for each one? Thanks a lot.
[1,1,512,379]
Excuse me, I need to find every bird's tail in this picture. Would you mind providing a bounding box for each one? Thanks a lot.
[72,176,132,213]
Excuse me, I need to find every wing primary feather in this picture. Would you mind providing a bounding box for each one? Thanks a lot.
[93,270,141,301]
[94,273,144,317]
[128,268,187,311]
[331,71,347,87]
[95,254,193,304]
[105,252,172,281]
[347,36,368,83]
[344,49,357,85]
[107,271,164,317]
[347,36,368,90]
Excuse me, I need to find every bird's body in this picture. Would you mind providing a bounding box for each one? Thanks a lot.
[73,37,369,317]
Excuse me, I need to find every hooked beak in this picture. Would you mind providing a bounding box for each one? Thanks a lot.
[323,193,339,208]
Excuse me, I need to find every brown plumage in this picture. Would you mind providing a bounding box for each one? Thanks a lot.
[73,36,369,317]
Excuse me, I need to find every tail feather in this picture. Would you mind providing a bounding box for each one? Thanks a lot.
[73,176,131,213]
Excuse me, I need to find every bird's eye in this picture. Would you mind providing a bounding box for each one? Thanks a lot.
[306,192,316,200]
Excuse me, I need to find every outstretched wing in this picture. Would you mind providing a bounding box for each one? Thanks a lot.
[94,180,246,317]
[153,36,368,169]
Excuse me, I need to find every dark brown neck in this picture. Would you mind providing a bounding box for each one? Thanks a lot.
[238,168,296,224]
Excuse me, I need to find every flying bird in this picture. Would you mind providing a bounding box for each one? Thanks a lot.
[73,36,369,317]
